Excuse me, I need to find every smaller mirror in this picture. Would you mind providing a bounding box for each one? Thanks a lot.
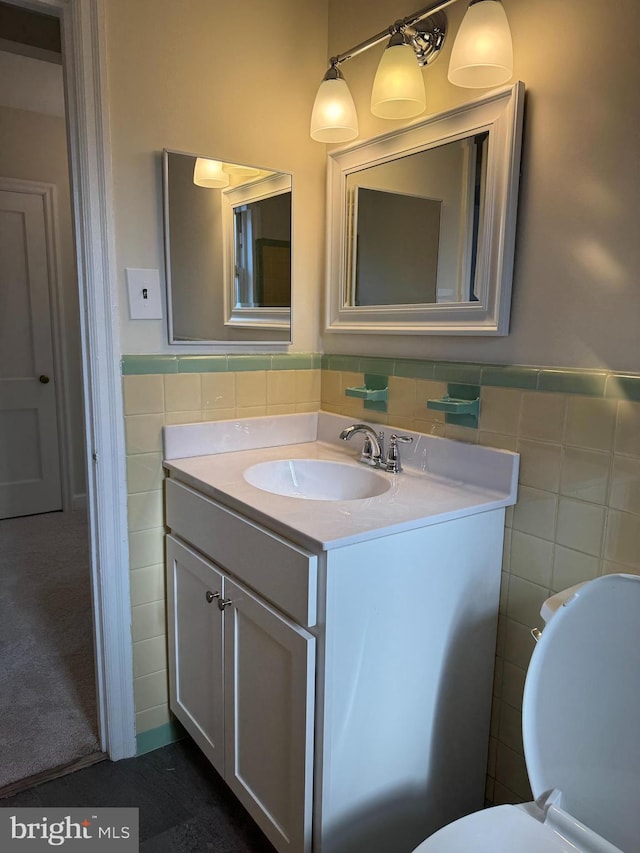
[163,150,292,345]
[326,82,524,336]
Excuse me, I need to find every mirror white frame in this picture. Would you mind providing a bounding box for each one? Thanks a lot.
[325,81,525,336]
[221,172,292,330]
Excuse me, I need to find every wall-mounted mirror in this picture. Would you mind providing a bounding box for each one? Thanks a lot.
[326,82,524,336]
[163,150,292,344]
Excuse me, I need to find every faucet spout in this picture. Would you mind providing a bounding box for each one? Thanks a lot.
[339,424,383,466]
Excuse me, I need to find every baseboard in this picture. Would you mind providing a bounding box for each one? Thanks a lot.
[72,492,87,510]
[135,720,187,756]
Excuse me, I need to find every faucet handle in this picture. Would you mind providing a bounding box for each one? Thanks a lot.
[385,434,413,473]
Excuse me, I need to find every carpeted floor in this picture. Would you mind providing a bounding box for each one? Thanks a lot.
[0,510,101,789]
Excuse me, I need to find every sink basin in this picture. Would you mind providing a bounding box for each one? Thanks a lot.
[243,459,391,501]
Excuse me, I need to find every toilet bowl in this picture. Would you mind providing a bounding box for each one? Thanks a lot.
[413,574,640,853]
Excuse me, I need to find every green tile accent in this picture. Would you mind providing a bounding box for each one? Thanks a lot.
[227,355,272,372]
[122,352,323,376]
[481,365,539,389]
[359,357,396,376]
[344,372,389,412]
[177,355,228,373]
[122,355,178,375]
[605,374,640,401]
[538,369,607,396]
[121,353,640,401]
[393,359,436,380]
[427,382,480,428]
[326,354,361,372]
[136,720,186,756]
[434,362,482,384]
[271,352,314,370]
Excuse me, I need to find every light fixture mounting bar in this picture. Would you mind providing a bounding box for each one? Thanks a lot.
[331,0,458,67]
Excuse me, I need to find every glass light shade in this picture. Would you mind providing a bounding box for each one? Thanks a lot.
[193,158,230,188]
[310,77,358,143]
[448,0,513,88]
[371,42,426,119]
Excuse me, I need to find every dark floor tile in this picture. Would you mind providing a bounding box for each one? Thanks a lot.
[1,739,276,852]
[140,812,275,853]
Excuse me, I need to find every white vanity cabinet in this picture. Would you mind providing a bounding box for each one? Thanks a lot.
[165,480,316,853]
[164,463,510,853]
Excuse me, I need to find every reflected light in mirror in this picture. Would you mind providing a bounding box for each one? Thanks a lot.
[448,0,513,88]
[193,157,230,188]
[223,163,260,180]
[371,32,426,119]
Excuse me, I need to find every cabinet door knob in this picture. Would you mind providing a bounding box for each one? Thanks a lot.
[217,597,233,611]
[39,374,50,384]
[205,590,221,603]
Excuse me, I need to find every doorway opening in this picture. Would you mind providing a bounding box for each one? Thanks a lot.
[0,0,105,793]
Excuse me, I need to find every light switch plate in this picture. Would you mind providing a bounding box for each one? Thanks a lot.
[126,268,163,319]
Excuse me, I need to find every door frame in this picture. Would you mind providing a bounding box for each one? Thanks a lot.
[14,0,137,759]
[0,176,74,513]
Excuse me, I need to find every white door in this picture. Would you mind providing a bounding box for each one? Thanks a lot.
[224,578,315,853]
[0,185,62,518]
[166,536,225,774]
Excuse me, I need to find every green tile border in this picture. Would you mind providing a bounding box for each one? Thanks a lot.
[122,353,321,375]
[321,357,640,400]
[433,361,483,384]
[480,365,539,389]
[538,369,607,396]
[121,353,640,400]
[178,356,228,373]
[393,359,435,380]
[605,374,640,401]
[136,720,186,756]
[122,355,178,375]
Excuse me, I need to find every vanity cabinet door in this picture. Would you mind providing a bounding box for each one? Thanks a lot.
[223,578,315,853]
[166,535,225,775]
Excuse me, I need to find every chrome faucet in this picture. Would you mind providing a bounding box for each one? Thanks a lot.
[339,424,384,467]
[340,424,414,472]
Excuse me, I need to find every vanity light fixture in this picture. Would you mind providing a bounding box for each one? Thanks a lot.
[193,157,230,188]
[310,61,359,142]
[310,0,513,142]
[371,28,427,119]
[448,0,513,87]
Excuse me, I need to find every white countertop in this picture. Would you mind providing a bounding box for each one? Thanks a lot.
[164,412,519,552]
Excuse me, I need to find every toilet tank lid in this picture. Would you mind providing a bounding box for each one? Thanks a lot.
[522,574,640,853]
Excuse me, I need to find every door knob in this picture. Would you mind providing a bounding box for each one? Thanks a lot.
[205,590,220,603]
[217,597,233,611]
[39,375,50,384]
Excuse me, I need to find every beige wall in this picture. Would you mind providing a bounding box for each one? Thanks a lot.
[0,104,86,503]
[324,0,640,371]
[105,0,327,355]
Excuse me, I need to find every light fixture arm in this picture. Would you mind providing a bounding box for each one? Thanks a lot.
[329,0,457,70]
